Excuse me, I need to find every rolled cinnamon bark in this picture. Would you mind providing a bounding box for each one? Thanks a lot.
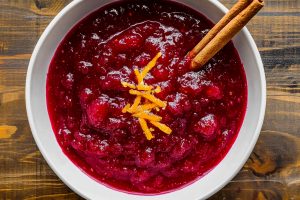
[191,0,264,69]
[189,0,252,58]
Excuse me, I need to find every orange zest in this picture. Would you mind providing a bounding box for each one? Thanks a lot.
[121,82,136,89]
[121,52,172,140]
[133,111,162,122]
[129,89,167,108]
[138,118,154,140]
[150,121,172,135]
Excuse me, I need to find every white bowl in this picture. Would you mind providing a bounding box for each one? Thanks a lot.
[26,0,266,199]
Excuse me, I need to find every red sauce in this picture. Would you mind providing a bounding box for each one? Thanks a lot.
[46,0,247,194]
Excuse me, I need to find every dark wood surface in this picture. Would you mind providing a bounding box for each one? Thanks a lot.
[0,0,299,199]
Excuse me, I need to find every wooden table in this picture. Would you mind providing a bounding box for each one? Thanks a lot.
[0,0,299,199]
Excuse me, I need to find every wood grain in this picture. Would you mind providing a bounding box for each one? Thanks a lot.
[0,0,299,199]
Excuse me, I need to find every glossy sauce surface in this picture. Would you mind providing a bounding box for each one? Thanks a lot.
[47,0,247,194]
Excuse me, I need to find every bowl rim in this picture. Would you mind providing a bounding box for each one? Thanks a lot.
[26,0,266,199]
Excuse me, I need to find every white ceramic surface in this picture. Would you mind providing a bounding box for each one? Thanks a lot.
[26,0,266,199]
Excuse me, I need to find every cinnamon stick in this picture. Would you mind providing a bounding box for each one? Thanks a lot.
[190,0,264,69]
[189,0,252,58]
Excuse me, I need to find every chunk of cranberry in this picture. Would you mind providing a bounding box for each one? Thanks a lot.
[61,73,74,90]
[130,169,153,184]
[109,97,128,116]
[144,36,161,54]
[110,129,128,141]
[177,71,208,96]
[105,117,127,131]
[73,131,89,142]
[71,140,86,152]
[66,115,78,130]
[199,97,210,107]
[112,32,144,53]
[154,80,175,99]
[135,147,155,167]
[79,116,91,135]
[140,21,160,35]
[151,64,170,81]
[170,138,194,160]
[158,109,173,124]
[176,56,191,75]
[192,100,202,113]
[71,132,88,151]
[110,143,123,156]
[97,55,110,68]
[114,54,127,68]
[86,97,109,129]
[170,118,187,135]
[58,128,73,146]
[143,72,156,85]
[205,85,223,100]
[76,61,93,74]
[128,118,141,135]
[152,153,171,170]
[132,52,151,67]
[87,139,110,158]
[95,64,108,76]
[99,66,133,91]
[79,88,96,106]
[167,93,191,116]
[193,114,218,140]
[154,135,174,153]
[123,140,140,155]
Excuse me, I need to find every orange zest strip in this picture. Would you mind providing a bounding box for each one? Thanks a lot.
[129,89,145,96]
[128,96,141,113]
[134,69,143,84]
[137,84,153,91]
[154,86,161,93]
[140,52,162,80]
[129,90,166,108]
[142,93,167,108]
[121,82,136,89]
[150,121,172,135]
[138,118,154,140]
[133,111,162,122]
[138,103,157,111]
[122,104,131,113]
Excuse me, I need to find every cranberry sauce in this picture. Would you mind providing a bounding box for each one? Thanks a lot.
[46,0,247,194]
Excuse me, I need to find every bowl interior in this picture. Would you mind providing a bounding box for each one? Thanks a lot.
[26,0,266,199]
